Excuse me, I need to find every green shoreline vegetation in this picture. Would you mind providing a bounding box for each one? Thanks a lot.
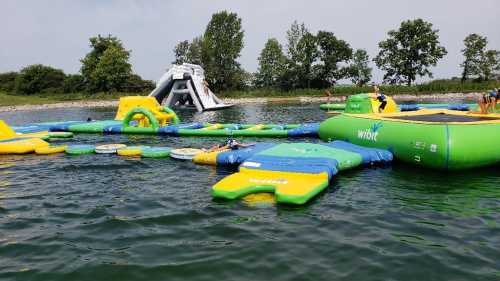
[1,78,497,107]
[218,79,499,98]
[0,11,498,107]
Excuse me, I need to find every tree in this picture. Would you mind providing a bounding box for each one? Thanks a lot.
[173,40,190,64]
[14,64,66,95]
[281,21,322,89]
[281,21,311,89]
[295,32,318,88]
[122,74,155,93]
[80,35,132,92]
[173,36,203,66]
[349,49,372,86]
[286,21,308,63]
[315,31,353,87]
[374,19,447,86]
[0,72,18,92]
[460,34,487,81]
[479,50,500,81]
[90,45,132,92]
[201,11,244,91]
[255,38,286,87]
[63,74,86,93]
[187,36,203,65]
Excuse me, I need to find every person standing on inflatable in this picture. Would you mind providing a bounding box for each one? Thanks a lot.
[478,88,498,114]
[371,85,387,113]
[202,80,210,96]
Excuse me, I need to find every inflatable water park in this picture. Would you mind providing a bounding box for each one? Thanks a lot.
[1,68,500,205]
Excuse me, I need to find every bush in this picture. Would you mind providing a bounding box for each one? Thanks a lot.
[121,74,155,93]
[14,64,66,95]
[0,72,18,92]
[63,74,86,93]
[219,79,500,98]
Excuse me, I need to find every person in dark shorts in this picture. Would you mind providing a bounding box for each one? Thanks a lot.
[372,85,387,113]
[478,88,498,114]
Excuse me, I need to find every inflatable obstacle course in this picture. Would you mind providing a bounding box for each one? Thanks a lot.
[197,141,392,204]
[12,96,319,138]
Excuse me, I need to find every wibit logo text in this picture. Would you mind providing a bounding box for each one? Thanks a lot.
[357,129,378,141]
[357,122,383,141]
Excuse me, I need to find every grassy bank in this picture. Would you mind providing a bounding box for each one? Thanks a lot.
[1,80,498,106]
[219,80,499,98]
[0,91,147,106]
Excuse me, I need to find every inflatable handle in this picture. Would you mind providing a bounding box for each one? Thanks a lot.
[122,107,160,130]
[162,106,180,125]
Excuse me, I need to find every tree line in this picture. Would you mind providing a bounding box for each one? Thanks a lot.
[0,35,154,95]
[1,11,499,96]
[174,11,500,91]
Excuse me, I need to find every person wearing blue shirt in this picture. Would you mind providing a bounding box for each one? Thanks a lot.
[478,88,498,114]
[371,85,387,113]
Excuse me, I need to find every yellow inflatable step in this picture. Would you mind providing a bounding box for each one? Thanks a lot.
[244,124,265,131]
[117,146,148,156]
[200,124,223,131]
[0,120,16,140]
[212,168,329,205]
[192,149,229,165]
[35,145,67,155]
[0,138,49,154]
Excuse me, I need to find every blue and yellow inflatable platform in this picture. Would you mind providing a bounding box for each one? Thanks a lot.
[194,141,392,204]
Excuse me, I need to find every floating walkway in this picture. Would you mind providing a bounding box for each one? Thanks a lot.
[12,96,319,138]
[16,120,320,138]
[194,141,392,204]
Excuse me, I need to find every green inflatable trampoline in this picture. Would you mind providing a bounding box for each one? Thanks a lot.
[319,109,500,170]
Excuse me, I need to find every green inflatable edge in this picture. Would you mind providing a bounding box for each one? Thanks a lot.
[319,114,500,170]
[122,107,160,130]
[141,147,172,158]
[65,145,96,155]
[162,106,180,125]
[319,103,346,111]
[211,179,329,205]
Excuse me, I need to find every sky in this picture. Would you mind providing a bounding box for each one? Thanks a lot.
[1,0,499,83]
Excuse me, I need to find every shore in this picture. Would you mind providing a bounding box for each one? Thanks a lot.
[0,92,483,112]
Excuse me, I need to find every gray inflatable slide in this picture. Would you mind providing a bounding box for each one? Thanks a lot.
[148,63,232,112]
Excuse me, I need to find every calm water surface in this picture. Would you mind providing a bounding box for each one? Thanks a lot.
[0,102,498,281]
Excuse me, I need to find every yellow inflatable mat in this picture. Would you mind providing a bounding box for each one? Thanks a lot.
[213,168,329,205]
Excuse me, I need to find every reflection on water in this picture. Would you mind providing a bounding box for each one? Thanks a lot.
[0,103,498,281]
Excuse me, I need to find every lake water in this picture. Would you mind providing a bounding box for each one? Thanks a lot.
[0,102,499,281]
